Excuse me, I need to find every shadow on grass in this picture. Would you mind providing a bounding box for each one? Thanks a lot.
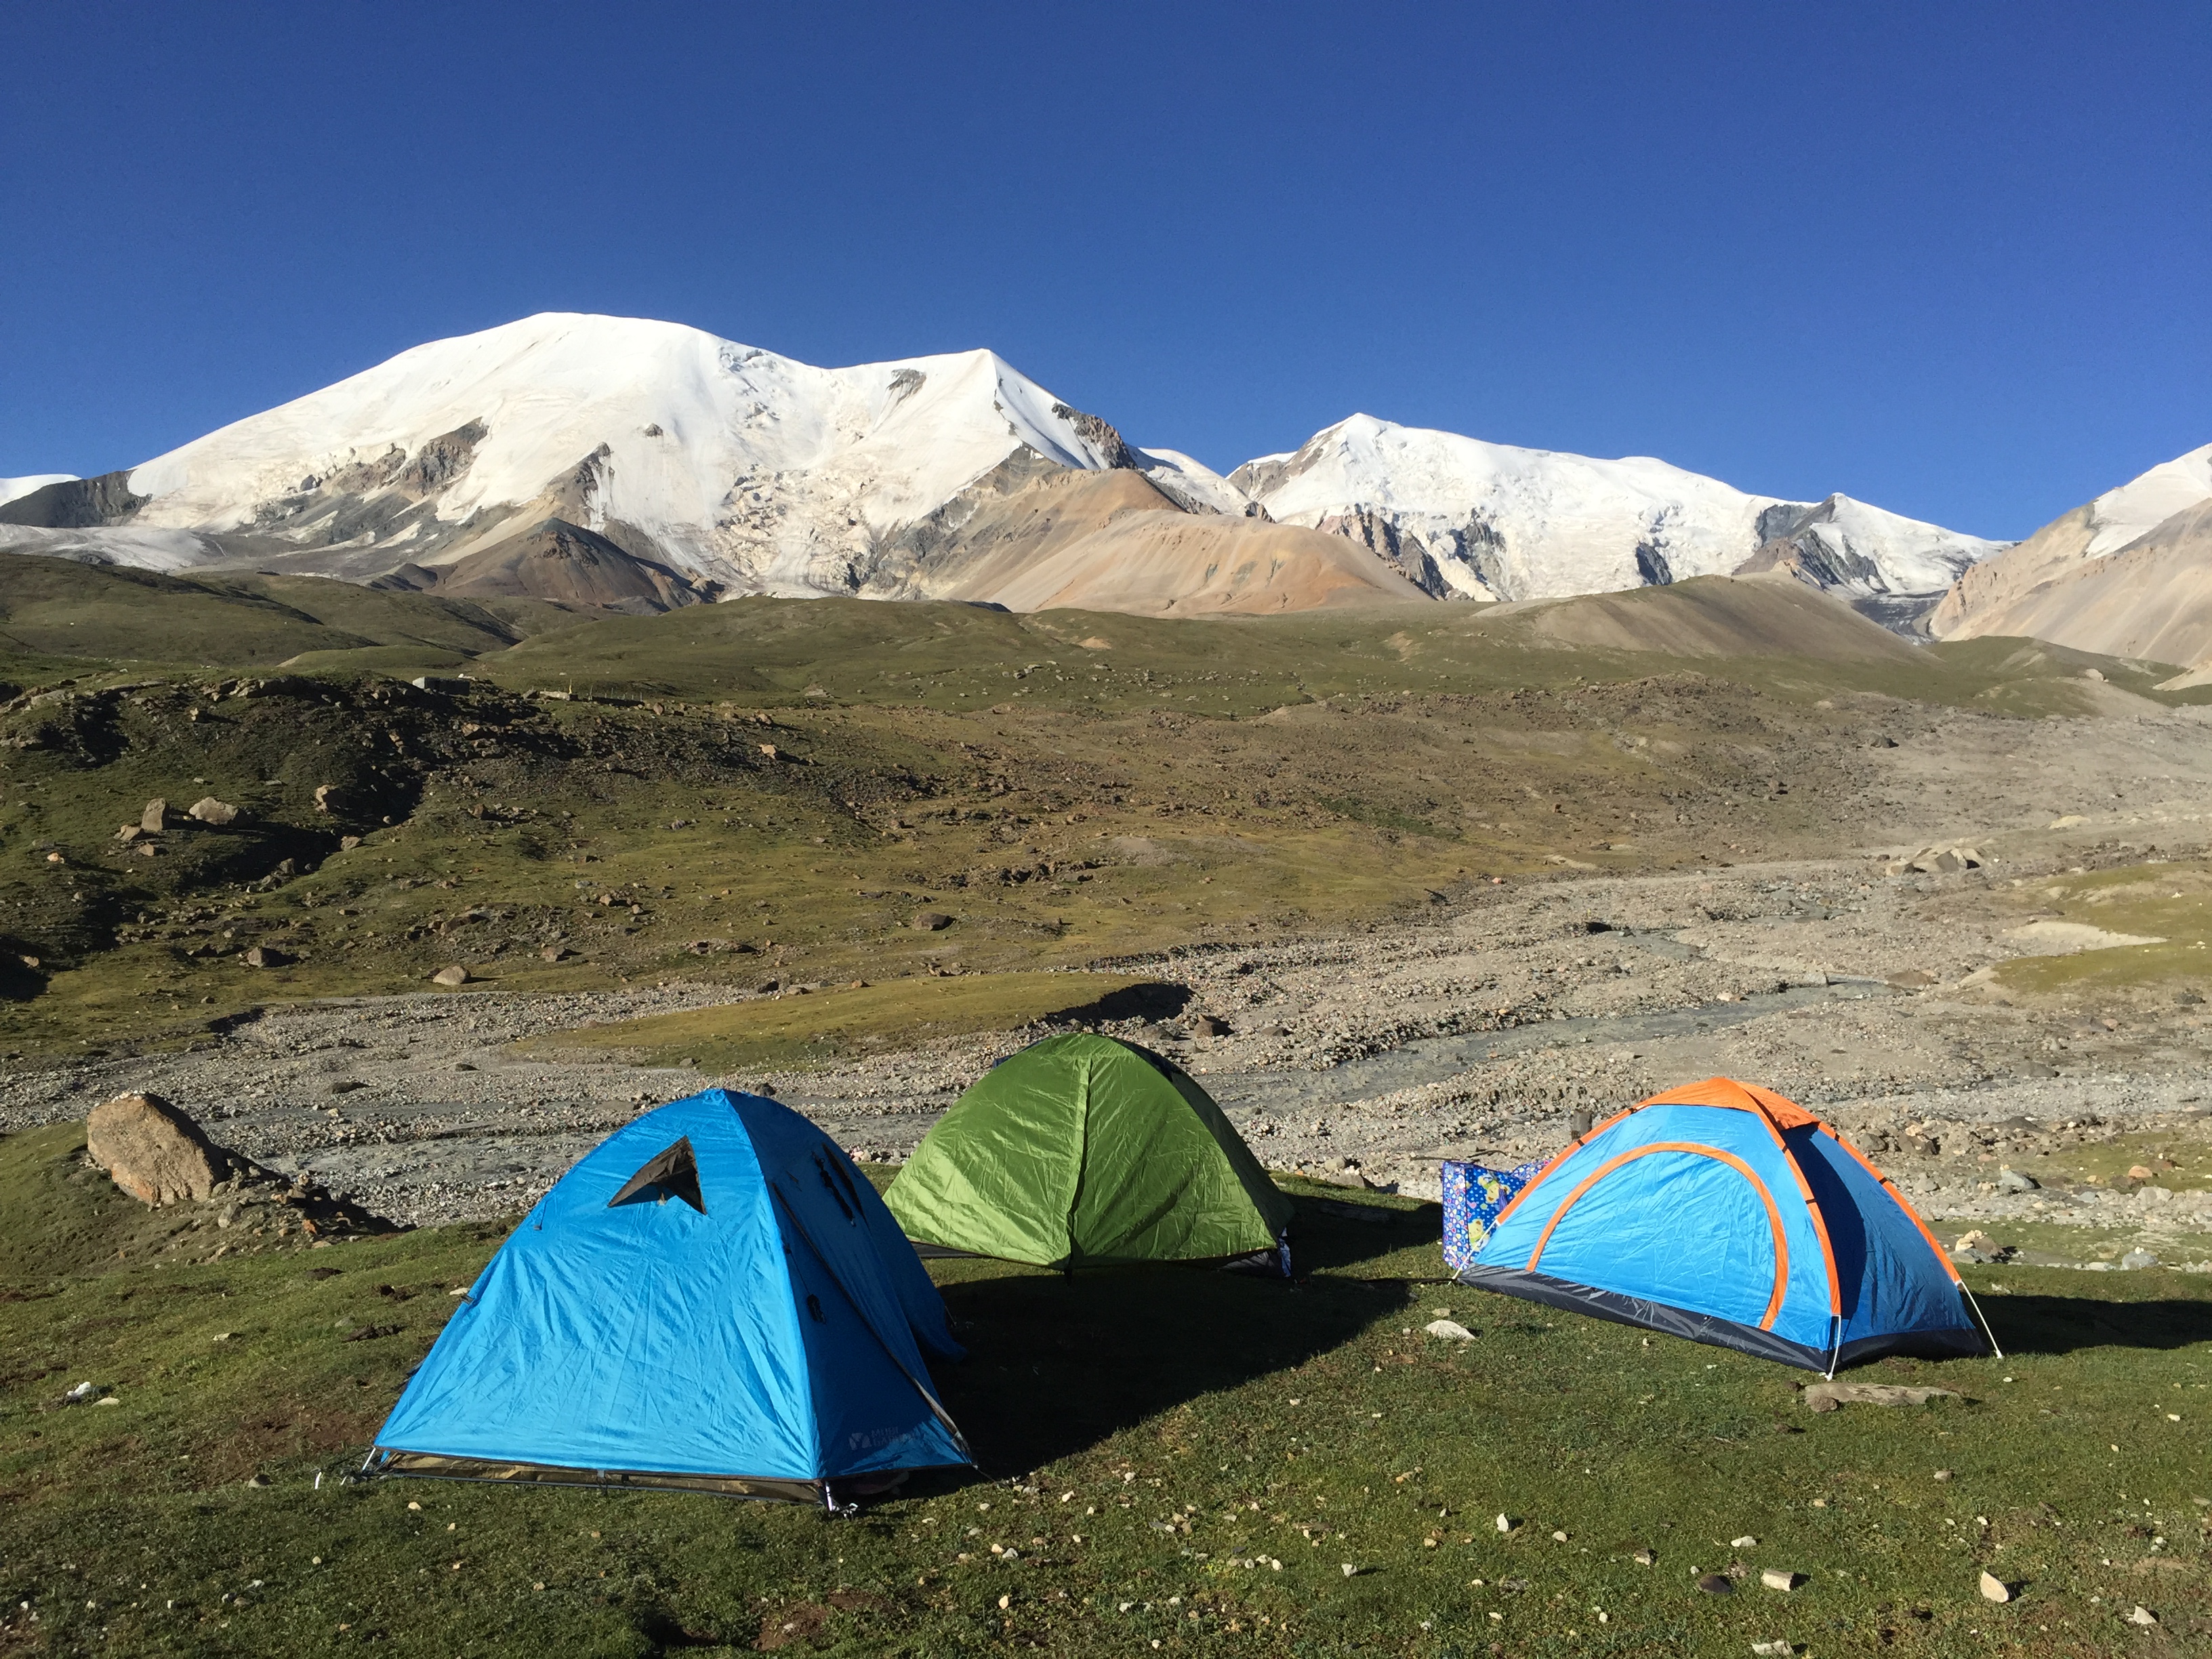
[934,1269,1385,1479]
[1287,1195,1446,1276]
[926,1200,1441,1479]
[1983,1293,2212,1355]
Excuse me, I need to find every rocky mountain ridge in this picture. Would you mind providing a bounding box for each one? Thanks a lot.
[1,312,2007,626]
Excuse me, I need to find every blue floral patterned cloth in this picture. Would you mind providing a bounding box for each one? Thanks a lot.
[1440,1159,1544,1271]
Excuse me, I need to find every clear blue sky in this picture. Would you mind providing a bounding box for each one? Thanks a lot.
[3,1,2205,538]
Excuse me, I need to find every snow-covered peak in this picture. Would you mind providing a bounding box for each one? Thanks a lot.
[1230,413,1776,600]
[0,474,75,508]
[117,312,1136,595]
[1134,447,1254,516]
[1227,414,2003,618]
[1771,493,2008,596]
[2078,441,2212,556]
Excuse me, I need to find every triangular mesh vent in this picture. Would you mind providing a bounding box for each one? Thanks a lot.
[608,1136,705,1214]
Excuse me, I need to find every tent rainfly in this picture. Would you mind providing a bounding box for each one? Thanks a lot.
[368,1088,970,1505]
[1460,1077,1996,1374]
[885,1032,1294,1273]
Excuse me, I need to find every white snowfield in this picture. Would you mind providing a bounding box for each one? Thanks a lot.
[0,474,75,508]
[1780,492,2010,598]
[2070,442,2212,558]
[4,312,2004,615]
[1133,447,1254,517]
[1227,413,2003,603]
[123,313,1128,594]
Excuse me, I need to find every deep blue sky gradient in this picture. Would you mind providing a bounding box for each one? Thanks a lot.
[3,1,2205,537]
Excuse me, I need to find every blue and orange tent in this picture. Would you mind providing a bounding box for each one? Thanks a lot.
[367,1089,971,1505]
[1458,1078,1996,1373]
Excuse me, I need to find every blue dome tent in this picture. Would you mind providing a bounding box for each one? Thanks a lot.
[368,1089,970,1505]
[1458,1077,1996,1374]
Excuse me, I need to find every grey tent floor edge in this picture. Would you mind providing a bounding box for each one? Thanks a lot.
[1454,1264,1986,1372]
[365,1449,964,1504]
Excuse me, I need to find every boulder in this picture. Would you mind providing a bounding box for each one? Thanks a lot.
[242,945,288,968]
[188,797,240,825]
[140,798,168,834]
[313,783,348,814]
[910,911,954,931]
[430,964,471,987]
[85,1092,226,1206]
[1996,1167,2039,1193]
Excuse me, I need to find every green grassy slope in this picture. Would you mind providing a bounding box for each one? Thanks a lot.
[3,558,2205,1060]
[1,1130,2206,1656]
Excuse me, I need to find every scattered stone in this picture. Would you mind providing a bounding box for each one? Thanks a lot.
[1192,1013,1231,1037]
[1696,1574,1735,1595]
[1995,1167,2038,1193]
[1495,1514,1518,1534]
[1934,1469,1953,1482]
[242,946,288,969]
[85,1092,226,1206]
[1732,1536,1759,1549]
[340,835,362,851]
[1803,1383,1961,1413]
[1751,1643,1794,1657]
[430,965,471,987]
[541,945,571,962]
[1978,1571,2011,1602]
[115,823,141,842]
[140,798,167,834]
[2127,1164,2154,1181]
[2176,989,2205,1007]
[1760,1569,1798,1591]
[2126,1604,2156,1626]
[313,783,348,813]
[1339,1563,1358,1578]
[1632,1549,1656,1567]
[2121,1250,2160,1270]
[1424,1319,1475,1341]
[910,912,954,931]
[60,1381,98,1405]
[1257,1023,1290,1037]
[188,797,239,825]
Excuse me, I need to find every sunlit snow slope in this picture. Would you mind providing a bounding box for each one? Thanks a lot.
[1229,414,2003,615]
[89,314,1132,596]
[0,475,75,509]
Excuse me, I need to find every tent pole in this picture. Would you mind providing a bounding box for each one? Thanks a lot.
[1824,1318,1841,1381]
[1959,1285,2005,1360]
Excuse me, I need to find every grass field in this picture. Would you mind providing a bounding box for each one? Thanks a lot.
[7,558,2206,1064]
[2,1121,2207,1658]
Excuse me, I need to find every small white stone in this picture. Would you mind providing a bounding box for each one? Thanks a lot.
[1496,1514,1518,1533]
[1732,1536,1758,1549]
[1979,1571,2011,1603]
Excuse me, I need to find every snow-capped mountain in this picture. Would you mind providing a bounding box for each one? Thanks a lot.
[1,314,1136,598]
[1225,414,2005,620]
[0,314,2006,626]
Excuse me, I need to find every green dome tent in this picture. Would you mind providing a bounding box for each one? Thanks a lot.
[884,1033,1294,1273]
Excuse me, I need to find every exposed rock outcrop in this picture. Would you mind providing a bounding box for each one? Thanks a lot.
[85,1091,227,1205]
[0,470,148,529]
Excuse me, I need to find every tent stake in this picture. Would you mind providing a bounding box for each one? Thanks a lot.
[1959,1285,2005,1359]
